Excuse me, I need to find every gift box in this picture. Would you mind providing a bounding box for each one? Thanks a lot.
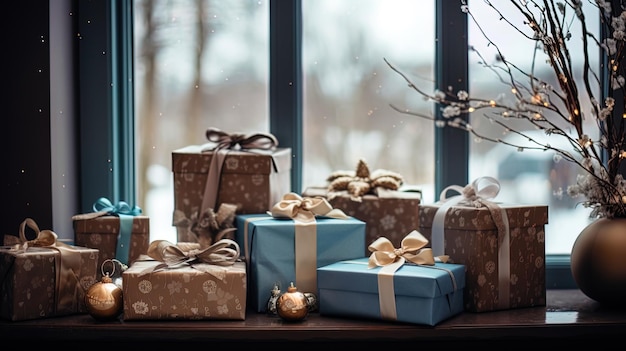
[418,177,548,312]
[317,256,465,326]
[122,239,246,320]
[302,186,421,256]
[236,194,366,312]
[172,130,291,243]
[73,198,150,269]
[1,218,99,321]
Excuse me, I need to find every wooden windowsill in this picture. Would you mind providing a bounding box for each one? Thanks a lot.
[1,289,625,345]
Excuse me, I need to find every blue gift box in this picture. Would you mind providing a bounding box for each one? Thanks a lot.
[236,213,366,312]
[317,257,465,326]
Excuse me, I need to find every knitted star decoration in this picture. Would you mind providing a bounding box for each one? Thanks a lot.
[326,159,403,202]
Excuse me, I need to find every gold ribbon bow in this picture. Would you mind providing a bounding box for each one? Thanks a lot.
[367,230,447,269]
[269,192,348,223]
[4,218,59,249]
[144,238,240,276]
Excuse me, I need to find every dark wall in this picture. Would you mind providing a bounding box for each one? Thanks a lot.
[2,1,52,239]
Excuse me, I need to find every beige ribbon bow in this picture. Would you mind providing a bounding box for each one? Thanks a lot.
[368,230,448,269]
[145,238,240,274]
[269,192,348,223]
[4,217,60,249]
[200,127,279,213]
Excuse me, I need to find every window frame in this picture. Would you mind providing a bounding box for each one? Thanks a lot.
[78,0,578,288]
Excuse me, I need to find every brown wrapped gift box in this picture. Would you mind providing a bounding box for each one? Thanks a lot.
[73,215,150,269]
[0,245,99,321]
[172,145,292,242]
[122,258,247,320]
[302,187,421,256]
[418,203,548,312]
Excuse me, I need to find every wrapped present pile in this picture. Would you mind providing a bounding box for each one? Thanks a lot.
[317,231,465,326]
[172,127,292,243]
[73,197,150,270]
[235,192,366,312]
[302,158,421,256]
[418,177,548,312]
[123,239,246,320]
[1,218,99,321]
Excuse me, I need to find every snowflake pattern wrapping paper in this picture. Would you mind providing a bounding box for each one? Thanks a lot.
[172,145,292,243]
[302,186,421,256]
[122,258,247,320]
[73,215,150,273]
[0,245,99,321]
[418,203,548,312]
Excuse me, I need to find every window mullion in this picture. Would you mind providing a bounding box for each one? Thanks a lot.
[269,0,303,193]
[78,0,135,210]
[434,0,469,196]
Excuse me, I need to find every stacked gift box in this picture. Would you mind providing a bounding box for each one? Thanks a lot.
[72,197,150,271]
[302,159,421,256]
[171,128,292,244]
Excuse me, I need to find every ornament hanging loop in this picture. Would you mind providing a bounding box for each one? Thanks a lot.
[101,258,127,278]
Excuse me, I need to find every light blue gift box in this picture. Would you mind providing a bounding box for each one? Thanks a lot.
[236,213,366,312]
[317,257,465,326]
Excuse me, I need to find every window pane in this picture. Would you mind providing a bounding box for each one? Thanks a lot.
[467,1,599,254]
[301,0,435,198]
[133,0,269,242]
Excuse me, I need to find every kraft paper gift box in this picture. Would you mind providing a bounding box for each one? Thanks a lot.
[235,193,367,312]
[122,239,246,320]
[302,186,421,256]
[302,159,421,256]
[73,197,150,269]
[1,218,99,321]
[172,128,292,243]
[417,177,548,312]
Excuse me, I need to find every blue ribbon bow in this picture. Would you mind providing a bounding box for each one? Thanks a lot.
[93,197,142,265]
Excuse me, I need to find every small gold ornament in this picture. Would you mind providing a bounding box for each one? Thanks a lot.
[85,259,124,321]
[276,282,308,322]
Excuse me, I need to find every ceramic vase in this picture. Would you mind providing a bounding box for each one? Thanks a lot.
[570,217,626,306]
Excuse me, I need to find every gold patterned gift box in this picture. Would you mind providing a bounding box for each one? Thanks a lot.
[417,177,548,312]
[1,218,99,321]
[172,128,292,243]
[73,197,150,270]
[302,159,421,256]
[122,239,246,320]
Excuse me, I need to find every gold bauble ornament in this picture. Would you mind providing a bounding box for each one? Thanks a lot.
[276,282,308,322]
[85,259,125,321]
